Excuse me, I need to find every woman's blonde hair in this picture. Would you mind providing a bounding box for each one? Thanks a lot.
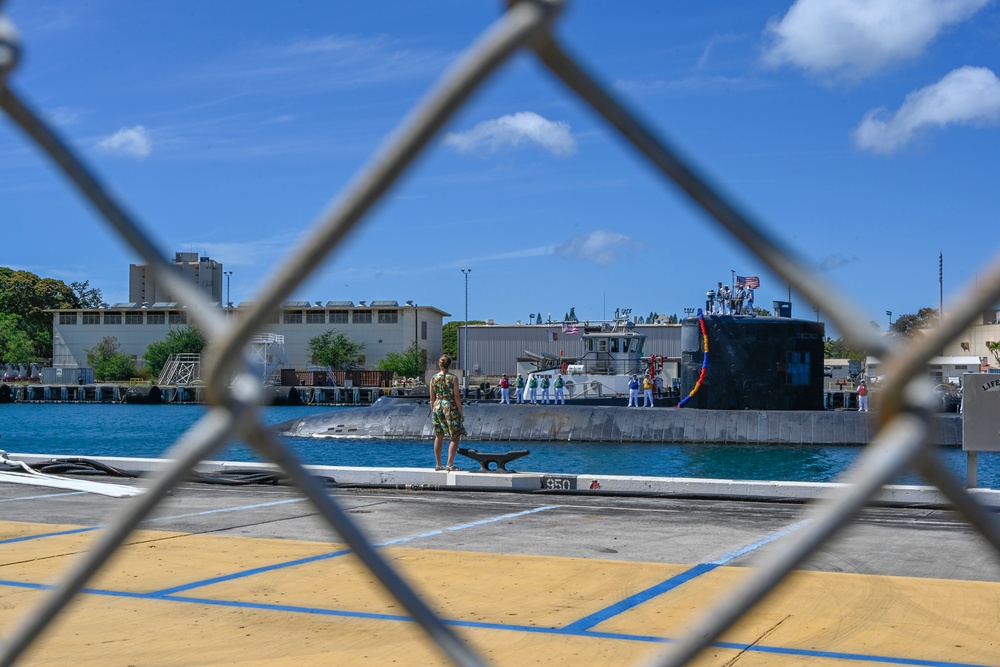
[438,354,452,371]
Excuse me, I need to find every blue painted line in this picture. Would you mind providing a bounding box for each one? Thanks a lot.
[151,593,420,623]
[0,526,99,545]
[0,491,86,503]
[0,579,52,591]
[152,548,354,595]
[561,563,717,633]
[0,497,309,547]
[152,504,560,595]
[444,505,560,531]
[707,518,811,565]
[0,579,987,667]
[144,497,307,523]
[562,518,812,633]
[575,629,989,667]
[5,507,979,666]
[376,505,559,547]
[709,639,989,667]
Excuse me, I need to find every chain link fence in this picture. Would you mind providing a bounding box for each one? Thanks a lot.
[4,1,1000,664]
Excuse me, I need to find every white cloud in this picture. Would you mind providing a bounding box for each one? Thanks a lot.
[555,230,641,266]
[818,252,861,271]
[852,66,1000,154]
[194,33,448,94]
[761,0,990,81]
[614,75,773,95]
[47,106,87,127]
[442,112,577,158]
[697,33,744,70]
[95,126,153,159]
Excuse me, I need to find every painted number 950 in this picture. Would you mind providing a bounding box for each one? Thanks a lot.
[541,476,577,491]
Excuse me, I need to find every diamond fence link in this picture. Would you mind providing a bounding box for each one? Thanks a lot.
[3,0,1000,664]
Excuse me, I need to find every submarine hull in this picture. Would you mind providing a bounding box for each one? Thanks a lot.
[275,397,961,445]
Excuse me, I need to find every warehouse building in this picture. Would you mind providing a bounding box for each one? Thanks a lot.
[47,252,446,375]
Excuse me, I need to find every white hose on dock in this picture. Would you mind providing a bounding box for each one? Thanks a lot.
[0,451,143,498]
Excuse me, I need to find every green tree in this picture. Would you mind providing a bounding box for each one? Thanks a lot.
[535,313,542,324]
[567,307,577,322]
[667,313,678,324]
[0,267,81,359]
[378,340,425,378]
[70,280,104,308]
[890,307,939,338]
[986,341,1000,367]
[0,313,35,364]
[85,336,138,381]
[442,320,486,359]
[143,326,207,379]
[308,329,365,369]
[752,306,771,317]
[824,337,866,363]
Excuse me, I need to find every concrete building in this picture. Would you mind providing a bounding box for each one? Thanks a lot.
[940,317,1000,371]
[129,252,224,305]
[48,253,447,377]
[49,301,447,374]
[866,355,986,385]
[880,306,1000,381]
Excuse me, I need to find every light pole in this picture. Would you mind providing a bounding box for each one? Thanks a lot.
[405,300,419,343]
[683,307,695,318]
[461,268,471,392]
[406,300,420,378]
[886,310,893,329]
[223,271,233,309]
[412,302,418,344]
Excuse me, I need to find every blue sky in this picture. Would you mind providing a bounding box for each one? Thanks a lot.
[2,0,999,334]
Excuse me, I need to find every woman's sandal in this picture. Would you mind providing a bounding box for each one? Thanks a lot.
[435,465,445,471]
[445,465,459,472]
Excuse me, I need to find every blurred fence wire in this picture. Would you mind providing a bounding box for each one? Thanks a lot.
[4,1,1000,664]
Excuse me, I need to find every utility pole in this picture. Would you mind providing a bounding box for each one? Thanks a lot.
[939,252,943,322]
[461,268,471,393]
[223,271,233,309]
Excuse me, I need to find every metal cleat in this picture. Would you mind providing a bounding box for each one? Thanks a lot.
[457,448,530,473]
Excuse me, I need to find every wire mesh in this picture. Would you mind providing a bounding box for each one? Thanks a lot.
[3,0,1000,664]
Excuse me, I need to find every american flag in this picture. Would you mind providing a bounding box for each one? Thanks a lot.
[562,323,579,335]
[736,275,760,289]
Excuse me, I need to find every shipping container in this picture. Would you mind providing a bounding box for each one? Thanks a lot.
[41,367,95,385]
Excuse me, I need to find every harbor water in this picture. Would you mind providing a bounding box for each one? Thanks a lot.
[1,403,997,488]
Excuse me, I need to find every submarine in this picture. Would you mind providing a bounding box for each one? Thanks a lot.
[273,314,963,446]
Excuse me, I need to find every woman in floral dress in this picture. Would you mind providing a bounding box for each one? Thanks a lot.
[429,354,466,471]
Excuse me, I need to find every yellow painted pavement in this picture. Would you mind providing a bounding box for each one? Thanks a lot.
[1,520,997,666]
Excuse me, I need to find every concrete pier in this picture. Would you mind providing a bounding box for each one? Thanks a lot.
[1,383,383,406]
[0,457,997,666]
